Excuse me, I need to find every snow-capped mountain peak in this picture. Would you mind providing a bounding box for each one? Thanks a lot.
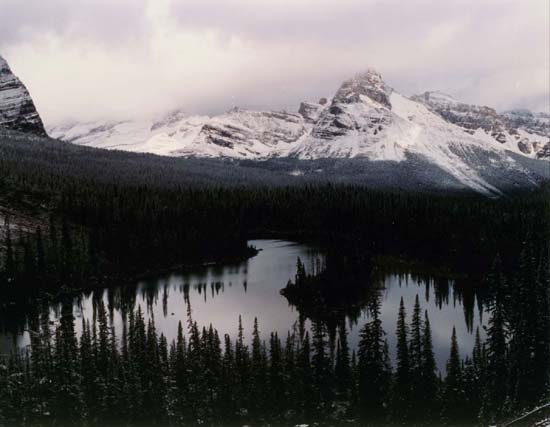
[46,68,549,195]
[334,69,393,108]
[288,73,533,194]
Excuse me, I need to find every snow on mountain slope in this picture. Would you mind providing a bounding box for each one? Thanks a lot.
[50,108,307,158]
[49,113,209,156]
[0,55,45,135]
[411,91,549,159]
[175,108,307,158]
[49,69,548,195]
[288,72,525,194]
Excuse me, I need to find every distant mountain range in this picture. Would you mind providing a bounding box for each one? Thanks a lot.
[1,54,548,195]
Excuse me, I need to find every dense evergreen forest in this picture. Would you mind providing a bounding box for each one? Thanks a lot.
[2,177,548,300]
[0,130,549,425]
[1,128,549,299]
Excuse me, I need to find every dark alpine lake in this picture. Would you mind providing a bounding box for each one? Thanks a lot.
[0,239,487,371]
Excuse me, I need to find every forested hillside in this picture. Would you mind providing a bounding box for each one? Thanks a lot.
[1,129,548,300]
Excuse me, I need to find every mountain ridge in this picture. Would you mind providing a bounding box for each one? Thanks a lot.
[0,53,547,195]
[46,69,549,195]
[48,69,549,162]
[411,91,549,158]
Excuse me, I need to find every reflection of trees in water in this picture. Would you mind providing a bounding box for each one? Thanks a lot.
[282,255,489,335]
[389,271,488,333]
[192,281,228,302]
[281,255,381,332]
[436,276,487,333]
[82,278,243,323]
[101,278,244,318]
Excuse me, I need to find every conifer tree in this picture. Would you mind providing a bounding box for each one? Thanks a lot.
[311,319,332,413]
[393,297,412,421]
[441,327,466,425]
[220,334,237,422]
[357,300,391,422]
[235,315,250,413]
[52,302,83,425]
[269,332,285,418]
[480,259,509,424]
[409,295,424,421]
[420,311,439,420]
[175,320,188,404]
[462,356,481,422]
[409,295,423,379]
[250,317,267,416]
[186,313,205,421]
[283,330,297,412]
[298,331,314,418]
[334,322,352,398]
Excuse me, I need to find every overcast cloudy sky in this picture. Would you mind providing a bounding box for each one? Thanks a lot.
[0,0,548,125]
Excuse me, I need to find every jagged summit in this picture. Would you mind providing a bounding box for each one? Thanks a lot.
[0,54,46,135]
[334,69,392,109]
[346,68,387,89]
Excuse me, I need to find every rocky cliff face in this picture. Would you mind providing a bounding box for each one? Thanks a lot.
[298,99,327,123]
[189,108,306,157]
[501,109,549,135]
[0,55,46,135]
[311,70,393,140]
[411,91,549,159]
[501,110,549,158]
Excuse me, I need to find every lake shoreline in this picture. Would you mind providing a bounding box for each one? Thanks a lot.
[1,238,490,382]
[2,245,260,308]
[4,233,475,312]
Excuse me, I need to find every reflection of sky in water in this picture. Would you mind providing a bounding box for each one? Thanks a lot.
[1,239,487,373]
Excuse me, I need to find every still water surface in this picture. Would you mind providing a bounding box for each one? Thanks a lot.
[1,240,487,371]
